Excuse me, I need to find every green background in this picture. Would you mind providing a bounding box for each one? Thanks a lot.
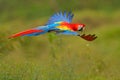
[0,0,120,80]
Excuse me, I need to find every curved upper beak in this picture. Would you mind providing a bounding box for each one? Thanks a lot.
[79,27,85,31]
[78,28,83,31]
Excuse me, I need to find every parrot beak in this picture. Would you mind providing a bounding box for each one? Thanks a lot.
[80,27,85,34]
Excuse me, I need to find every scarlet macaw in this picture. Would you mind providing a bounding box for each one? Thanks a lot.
[9,11,97,41]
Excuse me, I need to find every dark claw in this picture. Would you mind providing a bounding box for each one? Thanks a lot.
[81,34,85,36]
[92,34,95,37]
[93,36,97,39]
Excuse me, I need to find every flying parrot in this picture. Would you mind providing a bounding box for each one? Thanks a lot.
[9,11,97,41]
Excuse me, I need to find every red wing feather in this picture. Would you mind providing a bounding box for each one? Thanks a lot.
[80,34,97,41]
[9,29,43,39]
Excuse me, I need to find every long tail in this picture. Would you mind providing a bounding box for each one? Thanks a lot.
[8,29,43,39]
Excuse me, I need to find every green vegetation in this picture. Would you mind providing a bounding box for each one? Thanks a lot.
[0,0,120,80]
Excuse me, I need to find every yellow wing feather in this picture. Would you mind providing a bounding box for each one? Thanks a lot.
[57,26,72,31]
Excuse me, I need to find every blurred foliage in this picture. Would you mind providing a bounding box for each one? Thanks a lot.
[0,0,120,22]
[0,0,120,80]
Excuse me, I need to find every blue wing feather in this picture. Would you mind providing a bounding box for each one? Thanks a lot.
[46,11,74,25]
[68,12,74,22]
[26,23,60,36]
[24,26,49,36]
[56,30,79,36]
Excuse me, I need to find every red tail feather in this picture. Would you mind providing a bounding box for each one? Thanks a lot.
[8,29,43,39]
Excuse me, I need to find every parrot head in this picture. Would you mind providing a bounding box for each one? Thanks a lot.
[77,24,85,31]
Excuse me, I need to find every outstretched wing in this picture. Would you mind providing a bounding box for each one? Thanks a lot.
[46,11,74,25]
[80,34,97,41]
